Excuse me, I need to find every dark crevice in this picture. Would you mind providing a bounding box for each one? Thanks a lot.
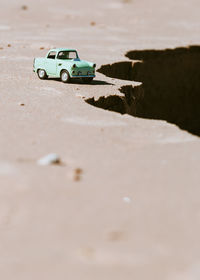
[86,46,200,136]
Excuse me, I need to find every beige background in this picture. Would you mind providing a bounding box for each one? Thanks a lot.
[0,0,200,279]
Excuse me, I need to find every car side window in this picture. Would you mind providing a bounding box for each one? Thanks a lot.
[57,51,68,59]
[47,51,56,59]
[57,51,78,60]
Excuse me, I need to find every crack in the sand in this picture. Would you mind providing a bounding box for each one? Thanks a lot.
[85,46,200,136]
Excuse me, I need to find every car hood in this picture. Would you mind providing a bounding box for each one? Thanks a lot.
[63,59,93,68]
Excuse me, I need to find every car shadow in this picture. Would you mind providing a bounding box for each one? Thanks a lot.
[47,78,114,86]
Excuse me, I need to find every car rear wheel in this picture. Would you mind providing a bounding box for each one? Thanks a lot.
[82,77,94,83]
[61,70,70,83]
[37,69,48,80]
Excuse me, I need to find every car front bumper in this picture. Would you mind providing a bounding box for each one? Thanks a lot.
[71,75,95,78]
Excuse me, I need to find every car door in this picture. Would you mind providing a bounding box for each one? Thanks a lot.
[45,51,57,75]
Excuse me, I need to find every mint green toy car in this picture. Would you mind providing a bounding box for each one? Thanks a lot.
[33,48,96,83]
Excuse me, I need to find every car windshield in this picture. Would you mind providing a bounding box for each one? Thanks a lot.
[57,51,78,60]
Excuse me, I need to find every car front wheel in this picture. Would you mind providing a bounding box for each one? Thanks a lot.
[61,70,70,83]
[37,69,48,80]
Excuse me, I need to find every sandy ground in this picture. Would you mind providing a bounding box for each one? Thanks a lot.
[0,0,200,279]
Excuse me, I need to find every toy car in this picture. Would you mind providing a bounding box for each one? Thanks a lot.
[33,48,96,83]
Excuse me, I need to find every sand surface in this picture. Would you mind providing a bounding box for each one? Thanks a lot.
[0,0,200,279]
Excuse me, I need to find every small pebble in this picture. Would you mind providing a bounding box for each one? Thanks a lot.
[123,197,131,203]
[7,44,11,47]
[73,168,83,181]
[75,168,82,175]
[21,5,28,10]
[90,21,96,26]
[40,47,45,50]
[0,47,3,50]
[37,153,61,166]
[18,102,25,106]
[107,231,124,241]
[79,247,95,260]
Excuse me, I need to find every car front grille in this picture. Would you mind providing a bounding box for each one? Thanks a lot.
[77,67,90,75]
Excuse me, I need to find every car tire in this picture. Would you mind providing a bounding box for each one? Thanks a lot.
[61,70,70,83]
[37,69,48,80]
[82,77,94,83]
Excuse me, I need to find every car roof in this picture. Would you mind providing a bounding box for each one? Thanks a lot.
[49,48,77,52]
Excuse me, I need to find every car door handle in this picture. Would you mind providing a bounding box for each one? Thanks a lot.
[58,63,62,66]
